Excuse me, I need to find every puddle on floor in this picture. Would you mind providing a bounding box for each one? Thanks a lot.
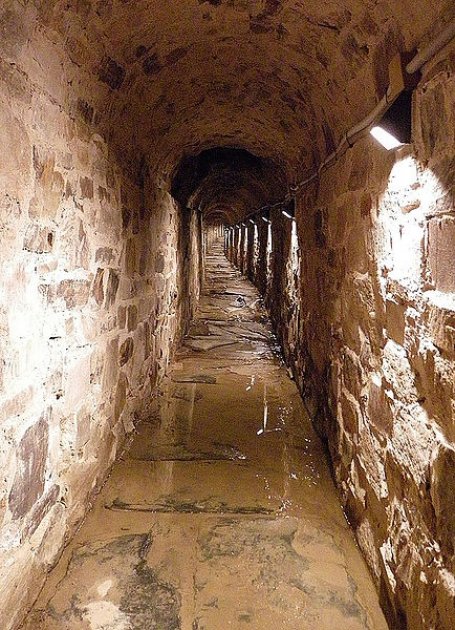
[23,241,388,630]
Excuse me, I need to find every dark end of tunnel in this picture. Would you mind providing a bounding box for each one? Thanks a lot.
[170,147,287,224]
[171,147,262,205]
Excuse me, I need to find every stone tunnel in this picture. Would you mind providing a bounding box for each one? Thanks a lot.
[0,1,454,628]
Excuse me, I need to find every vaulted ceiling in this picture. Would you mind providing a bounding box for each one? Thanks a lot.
[29,0,453,221]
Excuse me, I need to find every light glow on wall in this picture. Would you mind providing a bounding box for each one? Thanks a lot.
[252,222,259,275]
[291,220,299,258]
[376,153,448,292]
[266,222,273,282]
[267,223,273,256]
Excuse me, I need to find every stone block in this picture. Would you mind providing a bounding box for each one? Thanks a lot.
[24,483,60,538]
[23,224,54,253]
[95,247,115,264]
[0,98,31,198]
[118,305,127,328]
[428,155,455,215]
[367,374,393,437]
[0,387,34,424]
[340,391,360,435]
[56,211,89,268]
[119,337,134,366]
[8,415,49,520]
[348,150,368,191]
[125,239,138,275]
[430,444,455,559]
[46,278,91,309]
[382,340,418,403]
[98,56,125,90]
[31,146,65,219]
[435,569,455,630]
[114,373,128,422]
[35,257,58,274]
[341,348,362,399]
[386,296,406,346]
[127,305,138,332]
[428,216,455,292]
[410,342,454,441]
[357,424,388,500]
[426,294,455,358]
[79,176,94,200]
[75,408,91,452]
[92,268,104,306]
[64,350,91,413]
[102,337,119,392]
[417,79,448,156]
[105,269,120,307]
[347,223,369,274]
[155,253,165,273]
[390,406,437,488]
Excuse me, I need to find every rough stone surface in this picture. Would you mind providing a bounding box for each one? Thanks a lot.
[229,42,455,630]
[8,416,49,521]
[0,7,202,625]
[0,1,454,629]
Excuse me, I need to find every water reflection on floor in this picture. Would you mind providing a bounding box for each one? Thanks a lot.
[25,242,388,629]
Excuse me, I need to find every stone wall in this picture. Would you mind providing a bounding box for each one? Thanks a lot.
[228,44,455,630]
[0,15,200,628]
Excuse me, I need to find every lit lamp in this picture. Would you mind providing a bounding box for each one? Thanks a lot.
[370,53,418,150]
[261,209,271,224]
[282,199,295,220]
[370,91,413,150]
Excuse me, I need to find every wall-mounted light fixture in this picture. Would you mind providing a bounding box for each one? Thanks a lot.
[370,90,413,150]
[370,53,418,151]
[261,209,271,224]
[282,199,296,221]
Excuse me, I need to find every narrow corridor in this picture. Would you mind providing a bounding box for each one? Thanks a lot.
[25,241,387,630]
[2,5,454,627]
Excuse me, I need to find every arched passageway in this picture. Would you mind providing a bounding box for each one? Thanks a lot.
[0,2,454,628]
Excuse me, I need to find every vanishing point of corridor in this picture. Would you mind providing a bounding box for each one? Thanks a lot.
[24,243,387,629]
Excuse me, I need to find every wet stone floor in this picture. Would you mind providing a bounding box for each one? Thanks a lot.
[24,242,388,630]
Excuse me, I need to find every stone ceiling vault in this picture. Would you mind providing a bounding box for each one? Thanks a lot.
[26,0,454,217]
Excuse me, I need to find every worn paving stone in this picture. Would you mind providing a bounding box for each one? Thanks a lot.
[24,243,387,630]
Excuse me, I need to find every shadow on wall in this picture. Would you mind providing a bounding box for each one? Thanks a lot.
[228,52,455,630]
